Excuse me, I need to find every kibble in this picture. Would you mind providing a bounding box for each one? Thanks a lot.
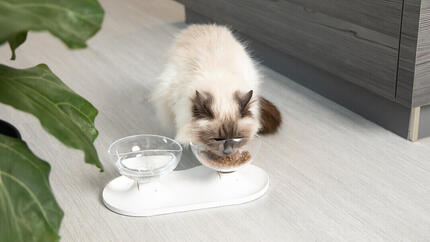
[201,150,251,168]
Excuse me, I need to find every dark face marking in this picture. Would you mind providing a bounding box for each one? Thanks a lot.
[192,90,258,156]
[196,118,252,156]
[196,119,242,144]
[217,119,239,140]
[235,90,254,118]
[192,90,214,120]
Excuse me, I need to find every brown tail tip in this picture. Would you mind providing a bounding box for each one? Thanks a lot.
[258,97,282,135]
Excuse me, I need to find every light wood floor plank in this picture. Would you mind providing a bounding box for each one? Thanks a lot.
[1,0,429,241]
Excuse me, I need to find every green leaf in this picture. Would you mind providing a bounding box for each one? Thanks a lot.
[0,0,104,57]
[8,31,27,60]
[0,134,63,242]
[0,64,103,171]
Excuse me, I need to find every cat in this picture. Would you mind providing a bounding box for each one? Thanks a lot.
[152,24,281,155]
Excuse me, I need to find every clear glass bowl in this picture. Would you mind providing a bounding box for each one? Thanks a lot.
[108,134,182,184]
[190,137,261,172]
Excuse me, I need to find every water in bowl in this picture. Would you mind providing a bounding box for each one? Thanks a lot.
[115,152,178,184]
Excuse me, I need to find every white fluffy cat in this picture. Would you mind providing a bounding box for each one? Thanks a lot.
[152,24,281,153]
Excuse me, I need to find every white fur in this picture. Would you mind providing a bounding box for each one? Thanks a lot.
[152,24,261,145]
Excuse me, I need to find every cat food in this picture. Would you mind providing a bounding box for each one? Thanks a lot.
[201,150,251,168]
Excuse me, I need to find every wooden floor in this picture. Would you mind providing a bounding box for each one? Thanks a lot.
[1,0,430,241]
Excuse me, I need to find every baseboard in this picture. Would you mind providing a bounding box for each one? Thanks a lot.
[184,8,412,139]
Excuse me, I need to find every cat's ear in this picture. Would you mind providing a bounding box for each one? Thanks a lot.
[192,90,214,119]
[236,90,253,117]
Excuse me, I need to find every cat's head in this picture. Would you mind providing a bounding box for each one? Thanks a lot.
[190,90,259,156]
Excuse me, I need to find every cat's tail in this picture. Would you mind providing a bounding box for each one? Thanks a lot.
[258,97,282,135]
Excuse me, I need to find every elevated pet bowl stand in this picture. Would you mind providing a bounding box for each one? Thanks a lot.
[102,164,269,216]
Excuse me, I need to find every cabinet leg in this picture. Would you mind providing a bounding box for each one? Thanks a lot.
[408,107,420,141]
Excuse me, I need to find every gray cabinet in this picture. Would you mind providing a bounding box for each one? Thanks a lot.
[180,0,403,100]
[177,0,430,140]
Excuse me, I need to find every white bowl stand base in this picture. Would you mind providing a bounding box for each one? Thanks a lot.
[102,164,269,216]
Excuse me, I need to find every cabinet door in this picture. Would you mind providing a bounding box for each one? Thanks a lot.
[182,0,403,100]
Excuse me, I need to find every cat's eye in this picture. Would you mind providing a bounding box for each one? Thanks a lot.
[212,137,244,142]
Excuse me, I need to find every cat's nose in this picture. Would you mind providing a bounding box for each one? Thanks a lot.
[223,145,233,155]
